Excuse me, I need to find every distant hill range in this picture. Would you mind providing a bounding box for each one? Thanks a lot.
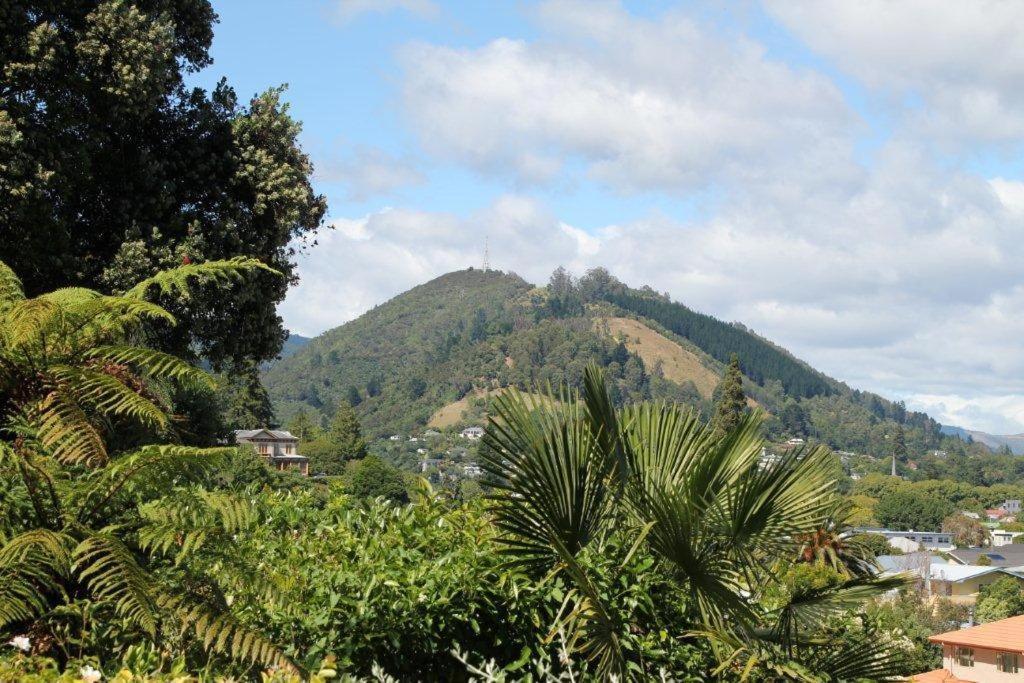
[940,425,1024,455]
[262,268,976,458]
[280,333,311,360]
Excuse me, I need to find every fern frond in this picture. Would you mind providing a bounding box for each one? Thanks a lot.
[138,490,257,560]
[0,260,25,314]
[126,257,278,300]
[52,365,168,429]
[80,446,233,523]
[86,346,214,391]
[162,593,296,672]
[30,393,107,466]
[4,297,60,348]
[74,533,159,636]
[0,529,73,628]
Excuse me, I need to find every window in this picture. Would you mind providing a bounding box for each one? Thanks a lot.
[955,647,974,667]
[998,652,1019,673]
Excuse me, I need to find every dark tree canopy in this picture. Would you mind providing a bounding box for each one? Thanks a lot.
[0,0,326,371]
[712,354,747,436]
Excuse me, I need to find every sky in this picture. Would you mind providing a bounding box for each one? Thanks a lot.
[193,0,1024,435]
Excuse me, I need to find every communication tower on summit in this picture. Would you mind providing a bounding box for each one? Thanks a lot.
[482,236,490,271]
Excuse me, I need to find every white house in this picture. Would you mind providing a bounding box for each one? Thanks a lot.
[851,527,955,551]
[460,426,484,440]
[992,530,1024,547]
[463,462,483,478]
[234,429,309,476]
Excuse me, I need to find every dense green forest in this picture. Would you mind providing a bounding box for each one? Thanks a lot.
[264,267,983,465]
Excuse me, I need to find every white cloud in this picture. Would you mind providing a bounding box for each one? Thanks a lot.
[764,0,1024,145]
[290,0,1024,434]
[319,147,425,201]
[284,149,1024,431]
[398,0,856,192]
[333,0,438,24]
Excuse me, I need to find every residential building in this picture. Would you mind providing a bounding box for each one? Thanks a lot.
[419,458,443,473]
[948,546,1024,569]
[929,565,1024,604]
[992,530,1024,547]
[987,508,1009,522]
[460,426,485,440]
[234,429,309,476]
[851,527,955,551]
[1003,500,1023,514]
[423,429,442,438]
[388,435,402,441]
[877,554,1024,603]
[463,462,483,478]
[915,614,1024,682]
[961,511,982,520]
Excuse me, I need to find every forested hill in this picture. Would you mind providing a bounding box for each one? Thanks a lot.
[263,267,969,459]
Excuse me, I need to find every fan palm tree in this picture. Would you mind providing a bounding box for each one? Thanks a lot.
[0,257,291,671]
[794,500,879,578]
[480,365,908,680]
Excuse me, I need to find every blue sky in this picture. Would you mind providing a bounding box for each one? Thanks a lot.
[194,1,1024,434]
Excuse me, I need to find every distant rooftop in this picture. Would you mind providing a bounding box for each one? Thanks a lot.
[234,429,298,441]
[930,614,1024,653]
[949,545,1024,567]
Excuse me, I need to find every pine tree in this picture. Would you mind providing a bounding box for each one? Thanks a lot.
[346,385,363,407]
[329,402,368,459]
[893,424,908,462]
[712,354,747,437]
[287,409,318,441]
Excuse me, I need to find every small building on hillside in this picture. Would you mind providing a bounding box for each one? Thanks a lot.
[463,462,483,478]
[992,530,1024,547]
[851,527,955,552]
[234,429,309,476]
[929,564,1024,604]
[460,426,484,440]
[1003,499,1022,514]
[419,458,443,473]
[915,614,1024,681]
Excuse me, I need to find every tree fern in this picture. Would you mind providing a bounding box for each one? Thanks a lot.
[0,257,292,672]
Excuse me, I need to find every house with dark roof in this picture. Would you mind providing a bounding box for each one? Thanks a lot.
[234,429,309,476]
[948,545,1024,569]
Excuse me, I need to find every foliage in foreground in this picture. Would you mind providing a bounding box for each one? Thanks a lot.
[0,258,295,674]
[479,365,910,681]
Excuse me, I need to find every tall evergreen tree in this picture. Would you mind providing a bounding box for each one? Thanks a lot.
[304,402,368,475]
[712,354,747,436]
[329,402,368,459]
[1,1,326,373]
[287,409,318,441]
[893,424,908,462]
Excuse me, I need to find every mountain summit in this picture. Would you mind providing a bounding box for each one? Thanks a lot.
[264,267,962,458]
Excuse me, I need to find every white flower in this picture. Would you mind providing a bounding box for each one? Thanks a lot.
[7,635,30,652]
[79,664,102,682]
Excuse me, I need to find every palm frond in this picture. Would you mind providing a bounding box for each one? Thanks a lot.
[125,257,278,300]
[481,386,614,567]
[770,573,912,652]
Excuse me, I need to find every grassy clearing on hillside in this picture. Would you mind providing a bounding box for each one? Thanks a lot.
[597,317,721,399]
[428,388,561,429]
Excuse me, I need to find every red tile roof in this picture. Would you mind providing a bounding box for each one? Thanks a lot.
[930,614,1024,653]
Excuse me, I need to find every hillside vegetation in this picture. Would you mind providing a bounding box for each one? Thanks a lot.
[597,316,720,398]
[264,267,979,461]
